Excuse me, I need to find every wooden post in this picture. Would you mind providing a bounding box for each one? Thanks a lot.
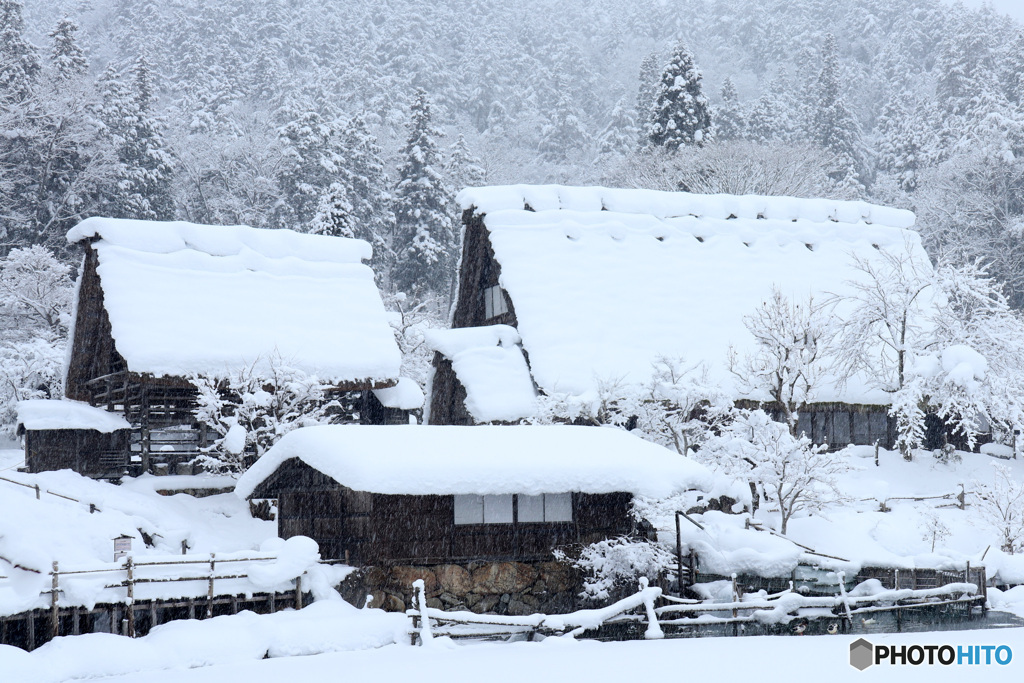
[207,553,216,618]
[837,571,853,626]
[731,573,739,636]
[89,503,96,514]
[675,512,683,594]
[50,561,59,639]
[874,441,879,467]
[35,484,40,500]
[295,575,303,610]
[126,556,135,638]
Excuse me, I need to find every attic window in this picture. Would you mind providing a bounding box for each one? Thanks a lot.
[454,493,572,524]
[483,285,508,319]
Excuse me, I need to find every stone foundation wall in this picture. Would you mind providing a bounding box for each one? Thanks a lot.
[339,560,582,616]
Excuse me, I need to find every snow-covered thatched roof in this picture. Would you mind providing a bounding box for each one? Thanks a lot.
[454,185,932,409]
[67,218,401,385]
[16,399,131,433]
[235,425,712,499]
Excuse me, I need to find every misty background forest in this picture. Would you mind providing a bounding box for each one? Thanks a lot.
[2,0,1024,433]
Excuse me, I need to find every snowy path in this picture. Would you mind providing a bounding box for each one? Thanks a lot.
[88,629,1024,683]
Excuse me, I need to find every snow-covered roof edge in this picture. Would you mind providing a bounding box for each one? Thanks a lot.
[67,217,373,264]
[235,425,711,499]
[17,400,131,433]
[456,185,915,229]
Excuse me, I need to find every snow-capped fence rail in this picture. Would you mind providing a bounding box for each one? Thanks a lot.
[407,574,986,644]
[0,474,100,513]
[407,577,664,645]
[2,552,311,651]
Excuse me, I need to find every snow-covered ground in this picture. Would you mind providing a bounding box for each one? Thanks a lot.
[661,446,1024,584]
[1,606,1021,683]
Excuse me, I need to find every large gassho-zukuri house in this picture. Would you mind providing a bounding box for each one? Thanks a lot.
[428,185,933,449]
[20,217,415,478]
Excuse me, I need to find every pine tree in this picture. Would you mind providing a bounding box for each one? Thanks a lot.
[597,96,639,157]
[635,52,660,144]
[876,93,935,192]
[646,41,713,150]
[445,133,486,192]
[810,34,864,192]
[48,17,86,81]
[0,0,39,104]
[98,56,175,220]
[336,113,394,279]
[538,87,591,162]
[274,107,342,229]
[715,77,745,141]
[393,89,454,297]
[309,182,355,239]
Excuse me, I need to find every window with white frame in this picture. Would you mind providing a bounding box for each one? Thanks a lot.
[483,285,508,319]
[453,493,572,524]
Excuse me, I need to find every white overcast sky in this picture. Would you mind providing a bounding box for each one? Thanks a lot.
[953,0,1024,24]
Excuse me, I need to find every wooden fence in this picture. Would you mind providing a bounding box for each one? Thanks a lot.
[407,571,987,644]
[0,553,310,651]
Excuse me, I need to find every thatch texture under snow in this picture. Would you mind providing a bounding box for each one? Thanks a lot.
[67,218,401,384]
[455,185,933,406]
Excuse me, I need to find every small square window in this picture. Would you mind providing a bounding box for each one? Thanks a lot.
[544,493,573,522]
[454,494,483,524]
[518,494,545,522]
[483,493,513,523]
[483,285,508,319]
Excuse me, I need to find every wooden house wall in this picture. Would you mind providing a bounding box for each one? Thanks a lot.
[267,459,634,566]
[430,210,518,425]
[25,430,128,477]
[65,246,121,403]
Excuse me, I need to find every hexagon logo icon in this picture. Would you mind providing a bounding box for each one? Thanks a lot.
[850,638,874,671]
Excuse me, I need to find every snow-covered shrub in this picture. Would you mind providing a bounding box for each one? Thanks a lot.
[190,353,341,474]
[0,245,74,340]
[699,410,848,534]
[729,287,838,435]
[0,338,65,438]
[974,464,1024,555]
[920,512,951,553]
[556,536,675,602]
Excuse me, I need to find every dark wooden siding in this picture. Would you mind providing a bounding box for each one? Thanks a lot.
[264,459,635,566]
[65,246,121,403]
[25,429,129,477]
[430,210,520,425]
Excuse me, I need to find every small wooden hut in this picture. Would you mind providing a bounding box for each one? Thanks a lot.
[427,185,936,449]
[17,400,131,477]
[235,424,711,613]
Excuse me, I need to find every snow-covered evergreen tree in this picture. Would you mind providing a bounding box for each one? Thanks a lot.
[393,88,454,298]
[48,17,86,81]
[646,41,713,149]
[597,97,639,158]
[810,34,864,193]
[538,87,591,162]
[445,133,486,193]
[714,77,745,141]
[635,52,660,145]
[0,0,39,104]
[308,182,355,239]
[274,107,342,229]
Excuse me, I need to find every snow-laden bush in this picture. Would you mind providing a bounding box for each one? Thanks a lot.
[974,464,1024,555]
[190,353,341,474]
[556,536,675,602]
[698,409,849,534]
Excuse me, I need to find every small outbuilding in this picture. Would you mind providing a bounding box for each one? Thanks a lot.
[17,399,132,477]
[235,424,710,613]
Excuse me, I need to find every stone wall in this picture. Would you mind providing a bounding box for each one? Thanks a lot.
[339,560,582,616]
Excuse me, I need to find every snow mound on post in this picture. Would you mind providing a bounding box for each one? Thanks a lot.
[425,326,537,422]
[66,217,400,384]
[235,425,712,499]
[455,185,929,405]
[371,377,425,411]
[16,399,131,433]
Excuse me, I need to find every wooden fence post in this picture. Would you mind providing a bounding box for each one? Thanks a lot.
[126,556,135,638]
[207,553,215,618]
[35,484,40,500]
[50,561,59,639]
[295,575,303,610]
